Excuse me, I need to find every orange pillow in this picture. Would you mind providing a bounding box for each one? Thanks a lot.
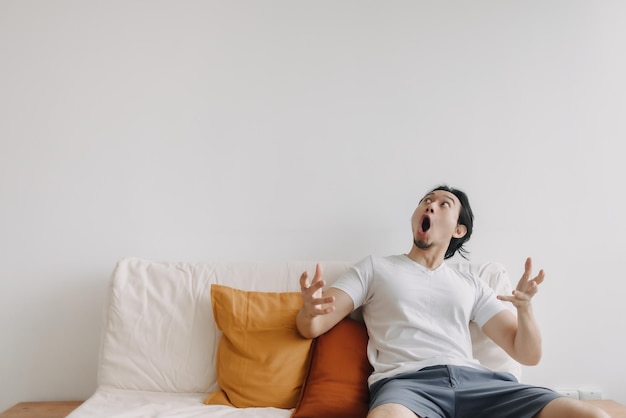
[291,317,373,418]
[204,285,313,409]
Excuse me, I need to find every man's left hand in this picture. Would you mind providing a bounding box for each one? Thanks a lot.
[497,257,545,309]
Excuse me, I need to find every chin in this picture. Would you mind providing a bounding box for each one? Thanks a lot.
[414,239,433,250]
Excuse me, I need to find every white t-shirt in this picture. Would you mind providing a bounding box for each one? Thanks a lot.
[331,254,507,385]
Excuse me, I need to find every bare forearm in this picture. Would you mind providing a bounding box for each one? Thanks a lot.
[297,308,333,339]
[512,306,542,365]
[493,258,547,366]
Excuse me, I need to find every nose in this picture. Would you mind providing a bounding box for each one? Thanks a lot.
[426,204,435,214]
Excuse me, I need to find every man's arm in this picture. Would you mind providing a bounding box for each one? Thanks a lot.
[482,257,544,366]
[296,263,354,339]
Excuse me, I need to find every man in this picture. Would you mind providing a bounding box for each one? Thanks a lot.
[297,185,607,418]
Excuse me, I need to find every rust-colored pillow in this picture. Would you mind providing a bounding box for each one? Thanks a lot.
[204,285,313,409]
[291,317,373,418]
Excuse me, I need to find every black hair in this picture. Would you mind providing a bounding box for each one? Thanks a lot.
[429,185,474,260]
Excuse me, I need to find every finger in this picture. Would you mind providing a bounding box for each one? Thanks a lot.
[299,271,309,290]
[308,277,326,295]
[312,304,336,315]
[532,269,545,286]
[517,257,533,291]
[523,257,533,280]
[498,291,531,305]
[311,295,335,306]
[497,294,516,303]
[312,263,323,284]
[497,292,528,304]
[523,269,544,295]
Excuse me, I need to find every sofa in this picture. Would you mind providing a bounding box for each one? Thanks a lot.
[68,257,521,418]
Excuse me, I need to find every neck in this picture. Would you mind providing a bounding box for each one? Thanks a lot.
[405,246,446,270]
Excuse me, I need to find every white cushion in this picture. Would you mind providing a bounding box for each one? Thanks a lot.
[454,261,522,380]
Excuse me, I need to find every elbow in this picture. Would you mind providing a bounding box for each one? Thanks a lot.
[518,350,542,366]
[297,326,317,340]
[520,358,541,366]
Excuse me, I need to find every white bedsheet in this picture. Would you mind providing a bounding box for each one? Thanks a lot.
[67,388,292,418]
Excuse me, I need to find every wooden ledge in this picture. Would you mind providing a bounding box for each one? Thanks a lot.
[0,401,83,418]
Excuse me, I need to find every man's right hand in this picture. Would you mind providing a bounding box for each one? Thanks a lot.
[296,263,354,339]
[299,263,336,318]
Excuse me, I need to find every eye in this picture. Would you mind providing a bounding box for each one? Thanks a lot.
[441,201,450,208]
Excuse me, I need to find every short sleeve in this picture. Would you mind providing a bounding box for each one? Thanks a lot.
[471,277,507,328]
[330,257,373,309]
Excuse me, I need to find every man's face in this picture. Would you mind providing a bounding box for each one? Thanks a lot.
[411,190,467,251]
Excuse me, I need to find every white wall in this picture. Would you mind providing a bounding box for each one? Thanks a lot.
[1,0,625,411]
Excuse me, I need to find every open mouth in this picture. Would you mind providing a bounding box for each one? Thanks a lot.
[421,216,431,233]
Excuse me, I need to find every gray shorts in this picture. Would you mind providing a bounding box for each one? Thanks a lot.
[369,365,562,418]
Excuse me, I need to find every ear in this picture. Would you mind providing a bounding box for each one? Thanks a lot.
[453,224,467,239]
